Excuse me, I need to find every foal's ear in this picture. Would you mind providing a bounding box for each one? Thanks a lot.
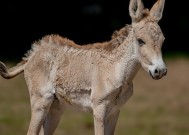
[150,0,165,22]
[129,0,144,23]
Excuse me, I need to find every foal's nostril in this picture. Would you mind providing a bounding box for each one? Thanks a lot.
[154,69,159,75]
[164,69,167,76]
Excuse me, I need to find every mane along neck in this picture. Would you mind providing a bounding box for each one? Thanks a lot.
[110,25,132,50]
[34,25,132,52]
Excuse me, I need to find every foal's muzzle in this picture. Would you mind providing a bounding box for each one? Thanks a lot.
[149,68,167,80]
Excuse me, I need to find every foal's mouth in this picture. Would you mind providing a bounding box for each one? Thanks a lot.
[149,72,161,80]
[149,69,167,80]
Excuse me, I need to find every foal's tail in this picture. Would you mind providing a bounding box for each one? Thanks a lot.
[0,60,27,79]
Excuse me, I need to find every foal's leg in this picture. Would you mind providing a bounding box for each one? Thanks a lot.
[93,104,120,135]
[27,89,54,135]
[42,99,66,135]
[105,110,120,135]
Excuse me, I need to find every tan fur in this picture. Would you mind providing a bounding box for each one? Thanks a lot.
[0,0,167,135]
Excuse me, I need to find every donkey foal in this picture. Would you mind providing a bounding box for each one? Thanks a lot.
[0,0,167,135]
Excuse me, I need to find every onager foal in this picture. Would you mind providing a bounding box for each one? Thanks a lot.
[0,0,167,135]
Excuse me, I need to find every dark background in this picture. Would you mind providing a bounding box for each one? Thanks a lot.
[1,0,188,60]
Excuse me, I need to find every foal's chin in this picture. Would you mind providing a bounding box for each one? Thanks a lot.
[150,74,163,80]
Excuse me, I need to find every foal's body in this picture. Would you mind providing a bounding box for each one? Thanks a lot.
[26,29,136,109]
[0,0,167,135]
[24,31,137,134]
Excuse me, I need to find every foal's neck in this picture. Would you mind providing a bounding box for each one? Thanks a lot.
[111,28,141,83]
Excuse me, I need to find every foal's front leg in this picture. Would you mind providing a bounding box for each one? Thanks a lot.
[93,104,120,135]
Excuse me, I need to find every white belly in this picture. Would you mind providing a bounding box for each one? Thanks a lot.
[55,87,92,112]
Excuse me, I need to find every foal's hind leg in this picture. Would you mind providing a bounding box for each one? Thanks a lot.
[42,99,66,135]
[27,88,54,135]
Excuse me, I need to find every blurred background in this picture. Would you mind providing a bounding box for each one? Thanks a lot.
[0,0,189,135]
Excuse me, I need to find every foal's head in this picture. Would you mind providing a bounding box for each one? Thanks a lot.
[129,0,167,80]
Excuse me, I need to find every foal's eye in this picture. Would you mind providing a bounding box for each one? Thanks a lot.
[137,38,145,46]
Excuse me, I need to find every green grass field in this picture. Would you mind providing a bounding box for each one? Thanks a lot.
[0,58,189,135]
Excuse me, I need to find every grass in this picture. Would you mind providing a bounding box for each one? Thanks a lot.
[0,58,189,135]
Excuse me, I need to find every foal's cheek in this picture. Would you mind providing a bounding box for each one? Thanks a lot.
[139,47,148,62]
